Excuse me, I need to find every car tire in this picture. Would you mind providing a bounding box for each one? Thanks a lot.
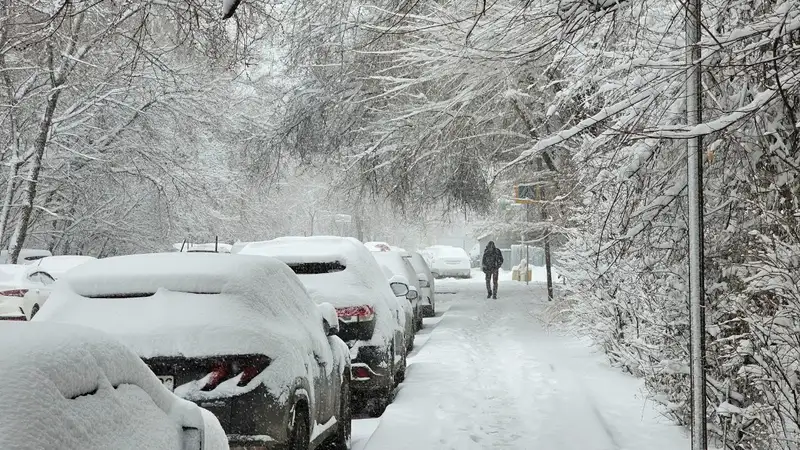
[396,350,407,384]
[29,304,39,319]
[368,348,395,418]
[370,385,394,418]
[328,376,351,450]
[289,403,310,450]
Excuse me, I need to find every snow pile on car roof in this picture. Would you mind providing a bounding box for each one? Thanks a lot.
[240,236,398,344]
[0,322,207,450]
[63,252,243,297]
[35,253,334,403]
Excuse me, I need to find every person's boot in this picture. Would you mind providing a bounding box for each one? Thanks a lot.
[492,293,497,299]
[487,291,492,299]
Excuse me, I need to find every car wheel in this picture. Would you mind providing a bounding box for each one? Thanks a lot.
[328,376,351,450]
[369,385,394,418]
[289,403,310,450]
[396,350,407,384]
[29,304,39,319]
[368,348,395,418]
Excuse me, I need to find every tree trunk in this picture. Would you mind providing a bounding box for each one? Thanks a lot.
[7,87,62,263]
[0,160,22,248]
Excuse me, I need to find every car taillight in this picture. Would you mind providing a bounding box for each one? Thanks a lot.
[0,289,28,297]
[200,355,271,391]
[336,305,375,323]
[352,366,371,379]
[201,362,230,391]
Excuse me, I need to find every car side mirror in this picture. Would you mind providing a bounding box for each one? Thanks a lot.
[406,288,419,300]
[390,281,409,297]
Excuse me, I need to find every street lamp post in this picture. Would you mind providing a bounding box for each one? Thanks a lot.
[686,0,707,447]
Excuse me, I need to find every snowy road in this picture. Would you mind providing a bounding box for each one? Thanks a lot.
[352,274,690,450]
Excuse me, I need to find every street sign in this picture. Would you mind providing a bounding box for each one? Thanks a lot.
[514,184,543,204]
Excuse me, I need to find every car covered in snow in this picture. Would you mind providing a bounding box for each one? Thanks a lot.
[240,236,407,416]
[31,255,96,280]
[369,249,424,333]
[0,264,54,320]
[0,321,228,450]
[34,253,352,450]
[407,251,436,317]
[423,245,472,279]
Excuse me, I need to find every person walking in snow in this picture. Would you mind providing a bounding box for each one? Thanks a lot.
[482,241,504,299]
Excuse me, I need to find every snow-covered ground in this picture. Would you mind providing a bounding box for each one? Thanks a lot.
[352,273,691,450]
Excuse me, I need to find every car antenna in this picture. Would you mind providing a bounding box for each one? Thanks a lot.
[179,238,187,253]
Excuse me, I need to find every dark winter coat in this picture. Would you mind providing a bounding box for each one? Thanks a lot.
[481,241,504,272]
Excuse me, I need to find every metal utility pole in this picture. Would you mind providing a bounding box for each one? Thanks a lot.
[544,234,553,301]
[686,0,707,447]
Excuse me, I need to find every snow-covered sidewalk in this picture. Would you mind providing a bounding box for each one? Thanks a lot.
[353,276,690,450]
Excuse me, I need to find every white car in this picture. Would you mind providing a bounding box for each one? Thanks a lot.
[407,251,436,317]
[34,252,352,450]
[32,255,96,280]
[370,249,424,334]
[0,264,54,320]
[0,321,228,450]
[424,245,472,278]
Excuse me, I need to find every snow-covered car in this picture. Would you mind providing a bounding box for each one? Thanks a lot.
[0,248,52,264]
[0,264,54,320]
[33,253,352,450]
[407,251,436,317]
[424,245,472,278]
[364,245,434,316]
[32,255,96,280]
[0,321,228,450]
[240,236,406,417]
[370,249,424,333]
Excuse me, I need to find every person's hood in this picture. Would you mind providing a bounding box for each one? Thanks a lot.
[486,241,496,250]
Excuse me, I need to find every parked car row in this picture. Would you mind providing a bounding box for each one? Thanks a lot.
[0,236,441,450]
